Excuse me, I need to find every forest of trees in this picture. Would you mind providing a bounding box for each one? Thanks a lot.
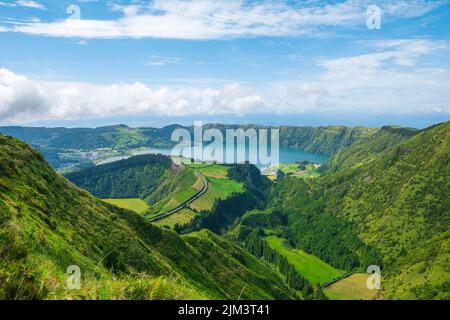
[65,154,172,199]
[244,229,328,300]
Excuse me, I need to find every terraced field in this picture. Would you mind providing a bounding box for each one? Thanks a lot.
[103,198,150,215]
[323,273,382,300]
[265,236,343,285]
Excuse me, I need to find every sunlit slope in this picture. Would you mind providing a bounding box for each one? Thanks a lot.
[0,135,294,300]
[315,121,450,299]
[321,125,419,172]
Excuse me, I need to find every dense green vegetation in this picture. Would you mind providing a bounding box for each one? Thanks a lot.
[65,154,171,199]
[314,121,450,299]
[178,164,271,234]
[1,120,448,300]
[225,121,449,299]
[264,236,343,285]
[244,229,316,299]
[144,166,199,217]
[321,125,419,172]
[188,170,244,212]
[279,126,377,155]
[0,134,295,300]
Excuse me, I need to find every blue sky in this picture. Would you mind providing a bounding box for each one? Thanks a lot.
[0,0,449,128]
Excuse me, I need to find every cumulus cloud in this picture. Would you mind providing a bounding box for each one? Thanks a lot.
[0,0,445,39]
[1,39,449,124]
[271,40,450,113]
[0,68,265,123]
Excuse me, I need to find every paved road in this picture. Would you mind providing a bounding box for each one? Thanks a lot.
[149,171,208,222]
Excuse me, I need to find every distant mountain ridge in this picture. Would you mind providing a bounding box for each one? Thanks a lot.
[321,125,419,172]
[0,124,378,171]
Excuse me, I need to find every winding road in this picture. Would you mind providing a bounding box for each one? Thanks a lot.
[148,171,208,222]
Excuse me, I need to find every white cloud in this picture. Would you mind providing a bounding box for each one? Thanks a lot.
[0,0,445,39]
[270,40,450,113]
[0,68,265,123]
[0,0,45,10]
[1,39,449,124]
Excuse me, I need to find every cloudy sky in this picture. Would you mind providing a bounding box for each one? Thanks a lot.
[0,0,449,127]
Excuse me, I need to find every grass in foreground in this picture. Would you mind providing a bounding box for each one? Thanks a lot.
[323,273,381,300]
[265,236,343,285]
[103,198,149,215]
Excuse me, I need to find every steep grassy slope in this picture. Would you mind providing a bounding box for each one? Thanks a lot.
[65,154,172,199]
[315,121,449,299]
[64,153,204,218]
[275,121,449,299]
[229,121,449,299]
[144,166,199,217]
[0,135,295,300]
[279,126,377,155]
[321,125,419,172]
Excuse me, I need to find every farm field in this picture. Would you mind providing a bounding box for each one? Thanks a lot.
[154,208,199,228]
[158,186,198,213]
[190,164,229,179]
[323,273,381,300]
[265,236,343,285]
[279,163,321,178]
[103,198,149,215]
[189,176,244,212]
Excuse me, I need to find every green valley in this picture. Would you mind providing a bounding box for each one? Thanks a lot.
[1,120,449,300]
[0,134,295,300]
[265,236,344,285]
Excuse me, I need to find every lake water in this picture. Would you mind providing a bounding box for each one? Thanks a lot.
[136,144,329,169]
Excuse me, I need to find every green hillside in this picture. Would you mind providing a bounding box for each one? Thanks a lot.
[229,121,449,299]
[321,125,419,172]
[315,121,450,299]
[265,236,344,285]
[0,135,295,300]
[65,154,172,199]
[144,165,199,217]
[64,153,204,219]
[279,126,377,155]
